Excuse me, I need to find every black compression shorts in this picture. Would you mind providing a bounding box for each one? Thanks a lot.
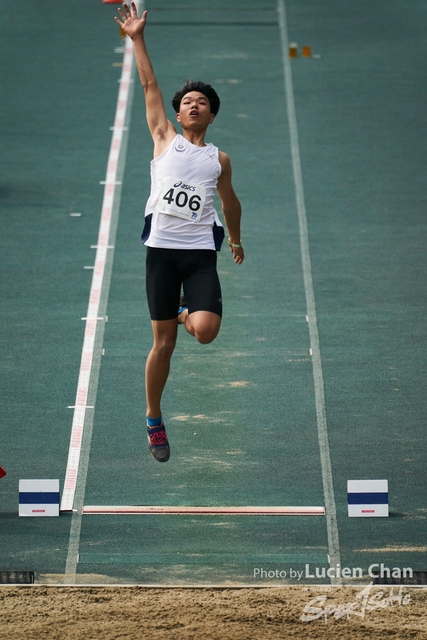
[146,247,223,321]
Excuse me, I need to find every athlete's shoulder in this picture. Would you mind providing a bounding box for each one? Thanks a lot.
[218,150,232,175]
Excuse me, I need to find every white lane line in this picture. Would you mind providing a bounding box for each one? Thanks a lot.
[277,0,342,584]
[67,406,94,410]
[63,14,141,582]
[61,14,139,514]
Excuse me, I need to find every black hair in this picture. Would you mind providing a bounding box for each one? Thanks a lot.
[172,80,220,116]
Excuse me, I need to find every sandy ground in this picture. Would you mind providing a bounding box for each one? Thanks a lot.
[1,585,427,639]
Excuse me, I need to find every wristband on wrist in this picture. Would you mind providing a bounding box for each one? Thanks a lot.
[228,239,243,249]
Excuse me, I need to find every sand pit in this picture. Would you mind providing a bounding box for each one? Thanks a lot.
[1,584,427,639]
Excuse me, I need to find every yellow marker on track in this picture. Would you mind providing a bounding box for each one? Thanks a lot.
[289,42,298,58]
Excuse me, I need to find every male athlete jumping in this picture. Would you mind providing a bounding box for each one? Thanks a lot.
[115,3,244,462]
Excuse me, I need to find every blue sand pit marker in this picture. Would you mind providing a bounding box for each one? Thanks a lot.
[19,479,60,517]
[347,479,389,517]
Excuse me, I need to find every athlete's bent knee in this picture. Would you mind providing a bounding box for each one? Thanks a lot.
[195,328,219,345]
[187,311,221,344]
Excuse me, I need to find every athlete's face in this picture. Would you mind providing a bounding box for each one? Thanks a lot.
[176,92,215,128]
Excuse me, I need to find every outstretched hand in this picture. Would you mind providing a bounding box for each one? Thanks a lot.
[114,2,147,39]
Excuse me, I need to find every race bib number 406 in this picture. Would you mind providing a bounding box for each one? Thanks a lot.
[157,177,206,223]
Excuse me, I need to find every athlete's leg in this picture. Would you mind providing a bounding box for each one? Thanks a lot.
[145,319,178,418]
[179,309,221,344]
[180,249,222,344]
[145,247,182,418]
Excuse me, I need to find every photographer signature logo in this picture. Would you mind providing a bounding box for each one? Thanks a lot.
[300,582,411,623]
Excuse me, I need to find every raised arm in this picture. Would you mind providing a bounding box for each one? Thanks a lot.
[115,3,176,152]
[217,152,244,265]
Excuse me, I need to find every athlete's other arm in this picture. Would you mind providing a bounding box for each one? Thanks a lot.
[115,3,176,153]
[217,152,244,265]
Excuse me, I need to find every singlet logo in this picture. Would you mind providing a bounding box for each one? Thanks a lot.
[175,143,186,152]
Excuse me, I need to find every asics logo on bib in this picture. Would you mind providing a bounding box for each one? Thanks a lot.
[173,181,196,192]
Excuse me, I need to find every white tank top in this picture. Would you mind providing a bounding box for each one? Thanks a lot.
[144,134,223,250]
